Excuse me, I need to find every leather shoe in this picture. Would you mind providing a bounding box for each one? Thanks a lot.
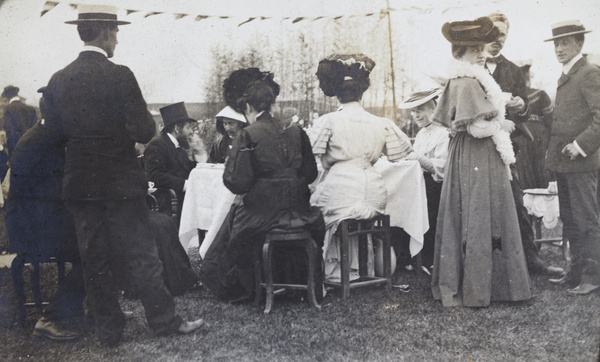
[33,317,80,341]
[549,273,579,287]
[567,283,600,295]
[177,319,204,334]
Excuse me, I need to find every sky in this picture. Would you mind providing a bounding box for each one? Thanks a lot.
[0,0,599,106]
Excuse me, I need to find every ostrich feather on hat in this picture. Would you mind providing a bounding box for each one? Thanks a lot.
[222,68,280,113]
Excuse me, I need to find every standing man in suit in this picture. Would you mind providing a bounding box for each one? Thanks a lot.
[545,20,600,295]
[485,12,563,276]
[1,85,37,157]
[43,5,204,347]
[144,102,197,219]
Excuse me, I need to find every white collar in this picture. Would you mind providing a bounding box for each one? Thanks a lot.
[9,96,20,104]
[167,133,180,148]
[563,53,583,75]
[338,101,361,111]
[82,45,108,58]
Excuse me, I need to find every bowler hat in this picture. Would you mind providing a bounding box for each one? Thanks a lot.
[442,17,499,46]
[65,4,130,25]
[2,85,19,99]
[398,88,443,109]
[544,20,591,42]
[160,102,196,134]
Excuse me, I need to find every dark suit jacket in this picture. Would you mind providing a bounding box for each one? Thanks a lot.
[490,54,529,123]
[2,99,37,156]
[144,133,196,208]
[43,51,155,201]
[546,57,600,173]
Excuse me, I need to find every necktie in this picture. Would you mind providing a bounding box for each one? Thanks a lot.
[558,73,568,86]
[486,57,500,64]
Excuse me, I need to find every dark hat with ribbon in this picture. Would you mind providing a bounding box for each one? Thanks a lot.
[222,68,280,113]
[65,4,130,25]
[2,85,19,99]
[316,54,376,97]
[441,17,499,46]
[544,20,591,42]
[398,88,443,109]
[160,102,196,134]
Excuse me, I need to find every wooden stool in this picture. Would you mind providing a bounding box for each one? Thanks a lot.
[326,215,392,299]
[11,254,65,324]
[254,228,321,314]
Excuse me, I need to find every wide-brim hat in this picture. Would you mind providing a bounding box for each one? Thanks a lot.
[215,106,246,123]
[442,17,499,46]
[316,53,376,97]
[2,85,19,99]
[65,4,130,25]
[222,68,280,113]
[160,102,196,133]
[398,88,443,109]
[544,20,591,42]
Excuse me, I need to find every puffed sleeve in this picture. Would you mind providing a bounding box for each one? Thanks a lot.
[382,118,413,161]
[223,128,255,195]
[308,114,333,156]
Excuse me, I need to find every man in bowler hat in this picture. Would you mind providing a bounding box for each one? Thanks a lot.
[42,5,203,346]
[545,20,600,295]
[144,102,197,219]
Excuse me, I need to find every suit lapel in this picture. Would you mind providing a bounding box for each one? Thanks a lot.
[164,133,191,170]
[558,58,586,88]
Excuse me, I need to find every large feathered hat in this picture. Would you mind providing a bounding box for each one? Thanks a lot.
[316,54,376,97]
[223,68,280,113]
[441,17,499,46]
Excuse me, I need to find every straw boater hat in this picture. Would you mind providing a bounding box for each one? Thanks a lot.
[544,20,591,42]
[441,17,499,46]
[398,88,443,109]
[65,4,130,25]
[159,102,196,134]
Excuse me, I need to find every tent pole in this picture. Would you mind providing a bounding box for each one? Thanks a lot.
[385,0,397,122]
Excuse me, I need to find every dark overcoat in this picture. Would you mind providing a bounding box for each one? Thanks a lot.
[43,51,155,201]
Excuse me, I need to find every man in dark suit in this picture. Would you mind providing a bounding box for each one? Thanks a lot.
[485,12,563,277]
[1,85,37,157]
[545,20,600,295]
[42,5,203,346]
[144,102,197,218]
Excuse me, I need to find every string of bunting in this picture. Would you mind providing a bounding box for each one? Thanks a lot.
[39,1,410,25]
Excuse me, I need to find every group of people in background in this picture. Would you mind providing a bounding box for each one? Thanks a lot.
[2,3,599,349]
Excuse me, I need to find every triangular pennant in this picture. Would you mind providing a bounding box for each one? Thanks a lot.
[126,9,140,16]
[174,13,188,20]
[292,17,304,23]
[238,17,256,27]
[68,4,77,10]
[40,1,59,17]
[195,15,209,22]
[144,12,163,18]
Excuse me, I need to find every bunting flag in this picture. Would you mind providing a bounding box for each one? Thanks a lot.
[38,2,418,24]
[144,12,163,18]
[238,17,256,27]
[40,1,59,17]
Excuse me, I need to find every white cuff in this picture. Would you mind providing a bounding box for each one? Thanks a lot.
[573,140,587,157]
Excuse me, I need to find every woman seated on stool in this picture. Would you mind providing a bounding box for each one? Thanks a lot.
[308,54,413,283]
[398,89,449,273]
[200,68,325,303]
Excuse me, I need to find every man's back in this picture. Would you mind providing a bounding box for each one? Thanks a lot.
[44,51,155,201]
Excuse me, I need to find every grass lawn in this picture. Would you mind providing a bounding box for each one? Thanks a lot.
[1,238,599,361]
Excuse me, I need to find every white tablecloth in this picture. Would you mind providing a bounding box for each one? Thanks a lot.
[373,158,429,257]
[178,164,234,254]
[523,188,560,229]
[179,159,429,258]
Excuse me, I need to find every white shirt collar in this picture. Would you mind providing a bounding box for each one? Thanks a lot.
[563,53,583,75]
[82,45,108,58]
[167,133,180,148]
[9,96,20,104]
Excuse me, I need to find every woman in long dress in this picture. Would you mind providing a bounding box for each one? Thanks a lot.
[201,68,324,302]
[431,17,531,307]
[309,54,413,282]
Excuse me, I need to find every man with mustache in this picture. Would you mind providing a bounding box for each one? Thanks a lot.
[485,12,564,277]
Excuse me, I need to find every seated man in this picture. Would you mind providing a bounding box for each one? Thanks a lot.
[144,102,197,220]
[7,89,84,340]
